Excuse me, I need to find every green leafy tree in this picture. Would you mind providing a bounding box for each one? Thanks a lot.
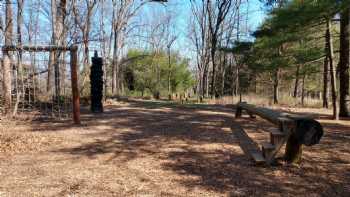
[124,49,195,98]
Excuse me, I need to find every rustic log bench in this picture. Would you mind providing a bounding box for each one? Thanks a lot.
[235,102,323,165]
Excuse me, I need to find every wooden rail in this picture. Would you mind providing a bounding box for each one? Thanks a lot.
[2,45,74,52]
[235,102,323,165]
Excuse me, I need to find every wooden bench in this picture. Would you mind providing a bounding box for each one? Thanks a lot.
[235,102,323,165]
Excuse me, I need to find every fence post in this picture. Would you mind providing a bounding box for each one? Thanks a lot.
[70,45,80,124]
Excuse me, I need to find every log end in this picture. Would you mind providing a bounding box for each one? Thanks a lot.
[294,118,323,146]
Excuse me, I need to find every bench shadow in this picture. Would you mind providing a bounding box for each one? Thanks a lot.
[45,100,350,195]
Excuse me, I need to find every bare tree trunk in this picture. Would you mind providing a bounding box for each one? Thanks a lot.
[48,0,55,95]
[54,58,61,99]
[168,47,172,95]
[234,3,240,97]
[221,55,226,96]
[197,68,204,100]
[51,0,67,99]
[301,74,306,106]
[99,0,108,99]
[210,47,217,98]
[206,0,233,97]
[234,62,239,96]
[202,63,209,97]
[231,57,236,96]
[339,7,350,117]
[326,19,339,120]
[72,0,95,95]
[323,55,329,108]
[13,0,25,116]
[112,61,117,95]
[293,65,300,98]
[51,0,58,98]
[112,29,120,95]
[206,70,209,97]
[2,0,13,115]
[48,52,54,93]
[253,73,257,94]
[273,68,279,104]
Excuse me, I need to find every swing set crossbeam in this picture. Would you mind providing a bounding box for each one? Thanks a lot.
[2,44,81,124]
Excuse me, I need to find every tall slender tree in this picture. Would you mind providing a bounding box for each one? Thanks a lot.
[13,0,25,116]
[206,0,233,97]
[338,7,349,117]
[326,19,338,120]
[2,0,14,115]
[72,0,97,94]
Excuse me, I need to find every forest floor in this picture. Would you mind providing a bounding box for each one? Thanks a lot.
[0,99,349,196]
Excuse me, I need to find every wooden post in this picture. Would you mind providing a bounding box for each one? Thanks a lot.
[285,133,303,163]
[235,106,242,118]
[70,45,80,124]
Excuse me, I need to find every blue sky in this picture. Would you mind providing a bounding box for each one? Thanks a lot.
[0,0,267,52]
[0,0,267,68]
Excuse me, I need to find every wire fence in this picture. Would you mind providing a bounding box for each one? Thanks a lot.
[4,51,73,120]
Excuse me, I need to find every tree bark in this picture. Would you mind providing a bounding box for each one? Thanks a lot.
[326,19,339,120]
[234,61,239,96]
[47,52,54,94]
[2,0,13,115]
[210,46,217,98]
[301,74,306,106]
[72,0,95,95]
[111,1,123,97]
[323,55,329,108]
[112,29,120,95]
[203,63,209,97]
[206,0,233,98]
[51,0,67,99]
[221,54,226,96]
[293,65,300,98]
[82,1,96,95]
[51,0,58,97]
[273,68,279,104]
[99,0,108,100]
[14,0,25,116]
[338,7,350,117]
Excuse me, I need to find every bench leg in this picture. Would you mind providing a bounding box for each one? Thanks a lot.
[284,133,303,164]
[235,107,242,118]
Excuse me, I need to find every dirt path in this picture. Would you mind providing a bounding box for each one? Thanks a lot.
[0,100,349,196]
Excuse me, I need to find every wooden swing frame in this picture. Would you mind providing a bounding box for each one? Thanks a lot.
[2,45,81,124]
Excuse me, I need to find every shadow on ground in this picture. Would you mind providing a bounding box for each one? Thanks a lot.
[33,100,350,196]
